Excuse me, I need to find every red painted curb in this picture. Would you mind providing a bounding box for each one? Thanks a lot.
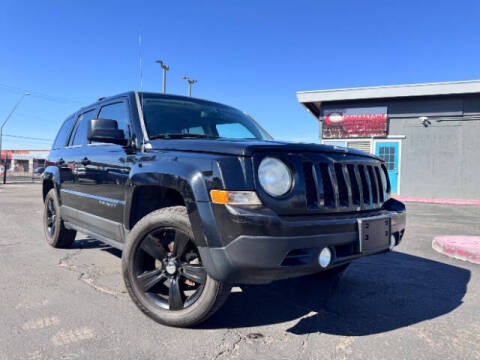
[432,236,480,264]
[395,196,480,206]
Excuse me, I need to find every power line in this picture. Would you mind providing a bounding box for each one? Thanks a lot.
[2,139,51,147]
[15,111,57,122]
[2,143,51,149]
[3,134,53,142]
[0,83,87,105]
[2,140,51,148]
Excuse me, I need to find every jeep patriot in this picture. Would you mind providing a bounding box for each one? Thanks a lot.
[42,92,406,327]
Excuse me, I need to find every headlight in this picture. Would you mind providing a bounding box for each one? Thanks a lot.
[258,157,292,197]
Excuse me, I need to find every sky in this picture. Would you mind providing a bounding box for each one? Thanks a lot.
[1,0,480,149]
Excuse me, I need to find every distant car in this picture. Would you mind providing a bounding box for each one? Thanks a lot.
[42,91,406,327]
[33,167,45,174]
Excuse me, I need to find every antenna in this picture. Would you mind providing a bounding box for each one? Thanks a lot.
[138,29,147,152]
[138,31,143,91]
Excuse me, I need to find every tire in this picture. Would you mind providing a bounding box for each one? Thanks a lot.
[43,188,76,248]
[122,206,231,328]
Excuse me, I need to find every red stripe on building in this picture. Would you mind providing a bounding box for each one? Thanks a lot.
[394,196,480,206]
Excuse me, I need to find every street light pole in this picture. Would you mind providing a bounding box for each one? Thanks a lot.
[182,76,197,97]
[0,92,30,184]
[155,60,169,93]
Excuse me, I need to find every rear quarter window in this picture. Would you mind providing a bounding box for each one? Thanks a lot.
[52,116,75,150]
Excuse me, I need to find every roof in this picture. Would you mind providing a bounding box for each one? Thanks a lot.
[297,80,480,117]
[79,91,236,112]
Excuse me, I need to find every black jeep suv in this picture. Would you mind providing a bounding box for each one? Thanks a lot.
[42,92,406,327]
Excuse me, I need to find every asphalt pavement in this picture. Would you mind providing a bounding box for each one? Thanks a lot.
[0,184,479,360]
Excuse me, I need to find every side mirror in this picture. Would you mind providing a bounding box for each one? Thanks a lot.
[87,119,128,146]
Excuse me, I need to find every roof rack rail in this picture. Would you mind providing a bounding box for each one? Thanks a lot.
[97,96,107,102]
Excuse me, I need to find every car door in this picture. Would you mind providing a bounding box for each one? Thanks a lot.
[59,109,97,211]
[75,98,133,242]
[48,114,76,200]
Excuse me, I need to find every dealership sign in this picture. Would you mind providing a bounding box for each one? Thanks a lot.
[321,106,388,138]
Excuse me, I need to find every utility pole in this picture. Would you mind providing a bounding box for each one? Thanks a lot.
[0,92,30,184]
[155,60,169,93]
[182,76,197,97]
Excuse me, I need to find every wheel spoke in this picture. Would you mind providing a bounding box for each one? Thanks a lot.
[173,232,189,258]
[141,234,168,260]
[168,277,184,310]
[181,264,206,284]
[47,216,53,226]
[137,268,166,292]
[48,200,54,214]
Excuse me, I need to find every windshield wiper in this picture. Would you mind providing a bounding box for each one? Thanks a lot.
[149,133,219,140]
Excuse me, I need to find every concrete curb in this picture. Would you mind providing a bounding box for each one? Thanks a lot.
[432,236,480,264]
[395,196,480,206]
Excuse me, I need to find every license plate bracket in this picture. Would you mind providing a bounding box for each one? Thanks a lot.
[358,216,391,253]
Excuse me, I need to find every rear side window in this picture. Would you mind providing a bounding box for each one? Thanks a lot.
[52,116,75,150]
[69,109,96,146]
[98,101,130,137]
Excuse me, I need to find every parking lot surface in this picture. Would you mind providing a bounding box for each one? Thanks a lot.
[0,184,479,360]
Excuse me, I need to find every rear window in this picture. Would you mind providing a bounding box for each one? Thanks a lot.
[52,116,75,150]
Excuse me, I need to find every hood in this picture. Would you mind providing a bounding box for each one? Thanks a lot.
[148,138,379,159]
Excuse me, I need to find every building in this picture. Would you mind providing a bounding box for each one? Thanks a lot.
[297,80,480,200]
[0,149,49,174]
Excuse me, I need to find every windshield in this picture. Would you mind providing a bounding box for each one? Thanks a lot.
[140,95,272,140]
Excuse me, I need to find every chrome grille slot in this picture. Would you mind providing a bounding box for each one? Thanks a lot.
[367,165,379,204]
[303,162,318,209]
[381,164,391,194]
[358,165,371,206]
[374,166,385,203]
[334,163,349,207]
[319,163,335,208]
[347,164,360,205]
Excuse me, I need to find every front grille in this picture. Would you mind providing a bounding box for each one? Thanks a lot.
[303,160,389,212]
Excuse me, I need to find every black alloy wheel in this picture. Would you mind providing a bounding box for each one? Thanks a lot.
[43,188,76,248]
[123,206,231,327]
[46,198,57,237]
[133,227,207,311]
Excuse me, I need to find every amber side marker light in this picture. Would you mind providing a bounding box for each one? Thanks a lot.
[210,190,262,205]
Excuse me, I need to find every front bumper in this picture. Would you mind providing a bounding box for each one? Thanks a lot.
[198,198,406,284]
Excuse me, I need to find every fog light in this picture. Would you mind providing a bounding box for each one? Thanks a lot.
[389,235,396,251]
[318,247,332,268]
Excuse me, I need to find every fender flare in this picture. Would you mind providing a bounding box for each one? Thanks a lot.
[126,159,222,248]
[42,166,61,201]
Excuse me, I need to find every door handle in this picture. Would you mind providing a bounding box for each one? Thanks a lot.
[81,157,90,166]
[56,158,65,166]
